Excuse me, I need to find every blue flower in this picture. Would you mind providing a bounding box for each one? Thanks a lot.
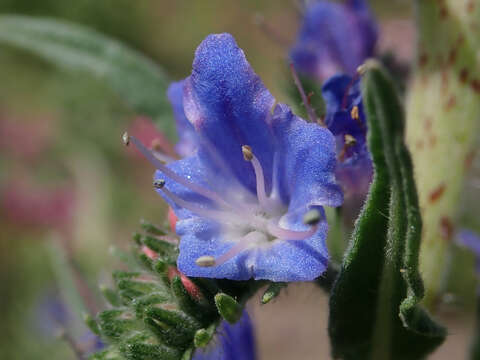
[35,292,71,334]
[457,229,480,275]
[129,33,342,281]
[290,0,378,81]
[167,80,198,157]
[192,311,256,360]
[34,292,104,354]
[322,73,372,197]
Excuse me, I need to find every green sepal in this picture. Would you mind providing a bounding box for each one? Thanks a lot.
[110,247,140,270]
[91,220,264,360]
[116,279,162,302]
[261,282,287,304]
[140,219,167,236]
[140,235,177,261]
[171,276,215,325]
[152,260,170,286]
[89,349,123,360]
[113,271,141,281]
[98,309,141,342]
[132,233,142,246]
[100,285,123,307]
[214,293,242,324]
[120,341,181,360]
[181,348,194,360]
[328,62,446,360]
[136,253,153,270]
[144,307,201,348]
[133,293,172,319]
[84,312,101,336]
[193,324,216,348]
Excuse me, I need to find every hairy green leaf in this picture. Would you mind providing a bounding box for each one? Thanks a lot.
[0,15,174,136]
[329,63,446,360]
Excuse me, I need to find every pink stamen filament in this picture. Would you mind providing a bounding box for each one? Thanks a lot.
[213,231,265,266]
[129,135,232,209]
[290,63,320,125]
[267,221,317,241]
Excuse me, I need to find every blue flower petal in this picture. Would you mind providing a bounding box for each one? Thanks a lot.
[253,209,330,281]
[271,104,343,209]
[183,33,276,194]
[176,213,329,281]
[154,153,226,221]
[167,81,198,157]
[176,218,252,280]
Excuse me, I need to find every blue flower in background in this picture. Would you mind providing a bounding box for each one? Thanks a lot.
[290,0,378,81]
[322,74,372,198]
[129,33,342,281]
[34,292,104,354]
[35,292,71,335]
[193,311,256,360]
[457,229,480,275]
[167,80,198,157]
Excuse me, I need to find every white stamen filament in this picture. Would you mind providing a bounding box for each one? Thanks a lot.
[251,154,270,210]
[198,231,265,267]
[159,185,241,225]
[126,128,320,269]
[215,231,264,266]
[152,149,175,164]
[267,221,317,241]
[129,135,231,209]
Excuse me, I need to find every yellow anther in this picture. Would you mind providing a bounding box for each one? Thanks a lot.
[270,100,278,115]
[151,138,163,152]
[242,145,253,161]
[122,132,130,146]
[195,256,216,267]
[153,179,166,189]
[303,209,321,226]
[351,106,359,121]
[344,134,357,146]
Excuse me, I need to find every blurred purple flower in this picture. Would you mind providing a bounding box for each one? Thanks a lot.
[457,229,480,275]
[35,292,71,335]
[290,0,378,81]
[322,74,372,198]
[129,33,342,281]
[35,292,104,354]
[192,311,256,360]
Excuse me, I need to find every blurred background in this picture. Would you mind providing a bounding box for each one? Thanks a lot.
[0,0,476,359]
